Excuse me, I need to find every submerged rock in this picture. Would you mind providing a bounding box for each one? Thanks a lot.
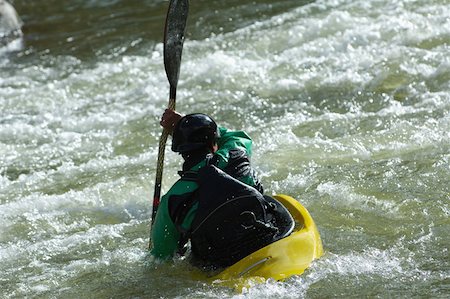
[0,0,23,46]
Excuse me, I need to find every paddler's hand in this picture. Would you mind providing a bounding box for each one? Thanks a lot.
[160,109,183,134]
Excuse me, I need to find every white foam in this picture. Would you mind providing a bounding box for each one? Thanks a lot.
[317,181,398,214]
[1,0,449,297]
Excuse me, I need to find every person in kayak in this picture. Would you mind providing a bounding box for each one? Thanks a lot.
[150,109,294,270]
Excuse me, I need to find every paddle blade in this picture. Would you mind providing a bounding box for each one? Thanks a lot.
[164,0,189,89]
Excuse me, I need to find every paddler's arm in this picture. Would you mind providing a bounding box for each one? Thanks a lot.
[150,192,180,259]
[150,109,185,259]
[150,179,199,259]
[214,127,263,191]
[160,109,183,134]
[214,127,253,167]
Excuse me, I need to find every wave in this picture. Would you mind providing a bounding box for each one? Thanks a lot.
[0,0,23,51]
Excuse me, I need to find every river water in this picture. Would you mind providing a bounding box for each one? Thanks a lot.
[1,0,449,298]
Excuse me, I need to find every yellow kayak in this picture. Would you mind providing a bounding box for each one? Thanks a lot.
[208,194,323,288]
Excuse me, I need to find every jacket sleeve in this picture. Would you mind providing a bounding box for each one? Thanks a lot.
[215,127,263,192]
[149,192,180,259]
[150,179,198,259]
[215,127,253,168]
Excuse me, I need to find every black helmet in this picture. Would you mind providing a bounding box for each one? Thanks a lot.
[172,113,220,153]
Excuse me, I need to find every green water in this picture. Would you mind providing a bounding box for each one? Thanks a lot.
[1,0,449,298]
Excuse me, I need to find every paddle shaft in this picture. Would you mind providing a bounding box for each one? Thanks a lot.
[151,86,176,227]
[149,0,188,249]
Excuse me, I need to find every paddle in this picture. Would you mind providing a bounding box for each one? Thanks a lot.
[150,0,189,239]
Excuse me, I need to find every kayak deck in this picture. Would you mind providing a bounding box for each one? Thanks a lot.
[209,194,323,287]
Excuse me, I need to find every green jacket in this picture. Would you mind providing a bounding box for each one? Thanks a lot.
[150,127,259,259]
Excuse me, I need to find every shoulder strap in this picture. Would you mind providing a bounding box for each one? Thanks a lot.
[177,153,219,181]
[172,191,199,254]
[207,153,219,166]
[177,170,198,181]
[173,154,218,233]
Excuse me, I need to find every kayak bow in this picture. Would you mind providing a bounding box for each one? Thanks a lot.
[210,194,323,288]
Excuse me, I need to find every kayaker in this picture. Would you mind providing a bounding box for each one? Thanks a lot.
[150,109,294,270]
